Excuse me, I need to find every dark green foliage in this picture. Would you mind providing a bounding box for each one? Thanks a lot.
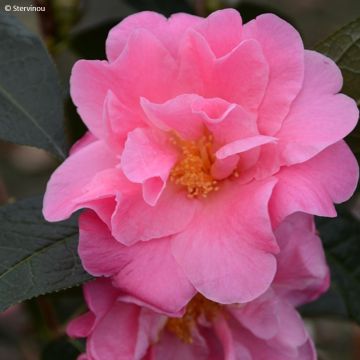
[0,14,67,159]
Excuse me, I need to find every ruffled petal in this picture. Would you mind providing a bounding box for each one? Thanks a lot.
[277,50,359,165]
[270,141,359,226]
[121,128,178,205]
[194,9,243,58]
[243,14,304,134]
[111,186,197,245]
[79,212,196,314]
[274,213,330,306]
[43,140,118,221]
[106,11,202,61]
[171,179,278,303]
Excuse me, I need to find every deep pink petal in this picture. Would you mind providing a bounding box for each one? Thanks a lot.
[151,329,209,360]
[243,14,304,134]
[213,314,241,360]
[83,278,120,317]
[87,301,140,360]
[43,140,118,221]
[171,179,278,303]
[79,212,196,314]
[274,213,330,306]
[67,312,95,338]
[270,141,359,226]
[277,50,359,165]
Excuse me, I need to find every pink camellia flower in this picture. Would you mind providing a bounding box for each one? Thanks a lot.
[43,9,357,311]
[67,213,329,360]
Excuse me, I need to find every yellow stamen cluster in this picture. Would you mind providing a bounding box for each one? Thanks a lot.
[170,134,219,198]
[166,294,220,343]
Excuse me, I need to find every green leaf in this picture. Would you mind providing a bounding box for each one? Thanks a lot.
[0,197,92,312]
[123,0,194,16]
[316,17,360,107]
[0,14,67,159]
[315,211,360,324]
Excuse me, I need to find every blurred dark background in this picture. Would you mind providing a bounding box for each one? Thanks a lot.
[0,0,359,359]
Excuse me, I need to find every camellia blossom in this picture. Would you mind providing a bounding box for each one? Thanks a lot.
[67,213,329,360]
[43,9,358,312]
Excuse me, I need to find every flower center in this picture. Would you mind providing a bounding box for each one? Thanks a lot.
[166,294,220,343]
[170,134,219,198]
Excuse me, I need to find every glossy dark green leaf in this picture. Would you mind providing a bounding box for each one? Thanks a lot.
[123,0,194,16]
[315,211,360,324]
[0,197,92,312]
[0,14,67,159]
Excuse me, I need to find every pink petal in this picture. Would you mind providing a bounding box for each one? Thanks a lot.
[211,155,239,180]
[228,290,278,340]
[106,11,202,61]
[141,95,233,140]
[272,300,308,349]
[177,32,269,113]
[67,312,95,338]
[243,14,304,134]
[70,59,114,140]
[103,91,145,154]
[253,143,281,180]
[106,11,167,62]
[274,213,329,306]
[69,132,97,156]
[83,278,120,317]
[79,212,196,314]
[121,128,178,205]
[194,9,243,58]
[212,39,269,112]
[109,28,177,108]
[216,135,277,159]
[171,179,278,303]
[177,29,215,95]
[134,308,167,359]
[229,296,313,360]
[205,105,258,145]
[270,141,359,226]
[87,301,140,360]
[213,314,240,360]
[151,329,209,360]
[71,29,177,140]
[111,186,197,245]
[277,50,359,165]
[43,140,118,221]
